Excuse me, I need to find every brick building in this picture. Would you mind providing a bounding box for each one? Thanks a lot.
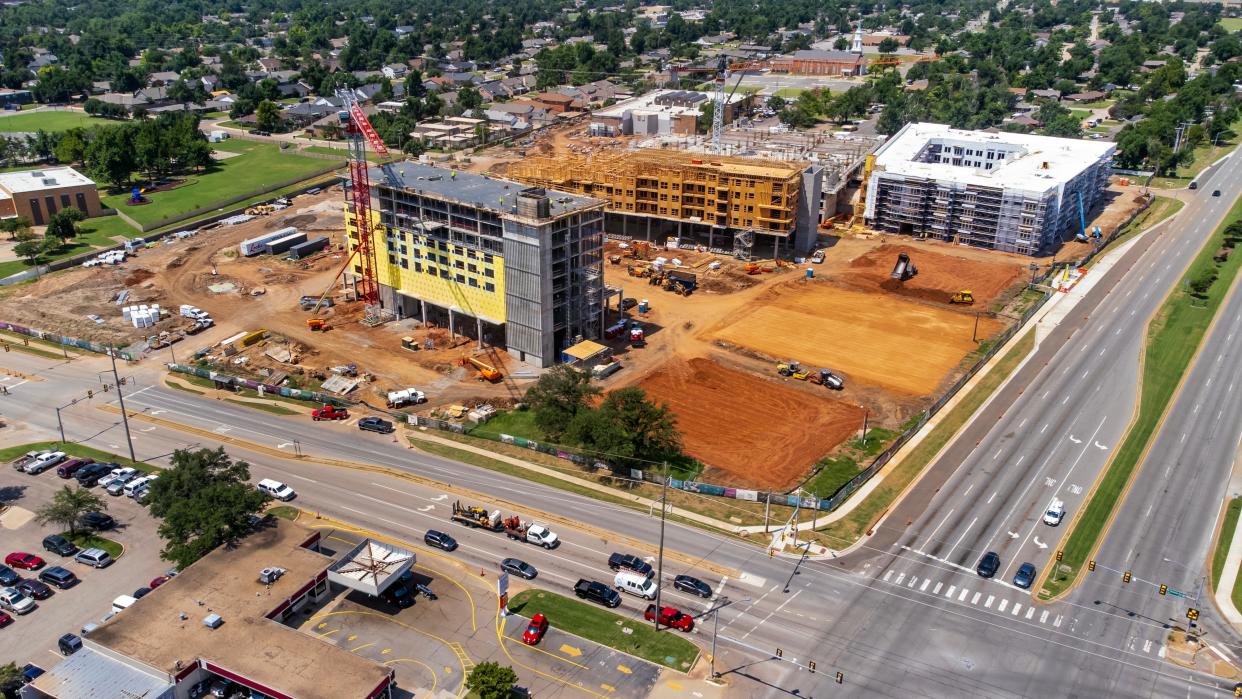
[0,166,103,225]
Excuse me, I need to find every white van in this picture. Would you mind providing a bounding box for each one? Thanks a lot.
[257,479,296,501]
[124,475,156,498]
[614,571,658,600]
[112,595,138,614]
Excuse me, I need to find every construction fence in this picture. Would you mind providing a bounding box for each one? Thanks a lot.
[165,364,348,406]
[0,321,138,361]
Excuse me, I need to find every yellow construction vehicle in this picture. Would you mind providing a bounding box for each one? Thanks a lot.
[627,264,650,278]
[306,318,329,331]
[245,204,275,216]
[950,290,975,305]
[461,355,503,383]
[792,367,811,380]
[776,360,802,377]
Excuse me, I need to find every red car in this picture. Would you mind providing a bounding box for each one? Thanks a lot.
[0,611,12,628]
[311,405,349,421]
[644,604,694,632]
[5,552,44,570]
[150,575,171,589]
[522,613,549,645]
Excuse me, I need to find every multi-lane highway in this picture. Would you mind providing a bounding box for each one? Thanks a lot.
[2,162,1241,697]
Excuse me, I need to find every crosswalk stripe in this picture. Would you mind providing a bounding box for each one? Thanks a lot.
[920,579,930,592]
[971,591,981,605]
[958,588,969,601]
[946,585,957,598]
[1025,607,1035,619]
[895,573,905,585]
[1040,610,1049,624]
[883,570,893,582]
[907,576,917,588]
[1011,603,1021,616]
[998,599,1008,612]
[985,595,995,609]
[933,582,943,594]
[1053,615,1063,628]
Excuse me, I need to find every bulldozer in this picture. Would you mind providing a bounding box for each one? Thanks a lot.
[627,264,650,278]
[306,318,330,332]
[949,290,975,305]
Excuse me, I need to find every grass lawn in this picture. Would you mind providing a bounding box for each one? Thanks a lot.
[0,214,143,280]
[507,589,699,671]
[268,505,300,520]
[1220,17,1242,32]
[101,143,332,228]
[172,373,317,409]
[1151,117,1242,189]
[467,408,546,442]
[1212,498,1242,590]
[1069,109,1091,120]
[0,441,156,474]
[804,429,900,499]
[772,87,805,98]
[224,398,299,415]
[1079,100,1114,109]
[0,111,111,133]
[0,330,67,358]
[64,531,124,559]
[1041,195,1242,599]
[812,330,1036,549]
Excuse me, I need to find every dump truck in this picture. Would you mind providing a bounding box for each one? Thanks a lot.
[461,356,503,383]
[891,252,917,281]
[811,369,845,390]
[627,264,650,278]
[949,290,975,305]
[502,516,560,548]
[663,270,697,296]
[387,388,427,408]
[451,501,502,530]
[306,318,329,332]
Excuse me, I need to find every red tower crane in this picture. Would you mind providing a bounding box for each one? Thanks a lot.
[336,88,393,307]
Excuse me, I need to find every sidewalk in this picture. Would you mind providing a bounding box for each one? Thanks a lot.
[1216,506,1242,627]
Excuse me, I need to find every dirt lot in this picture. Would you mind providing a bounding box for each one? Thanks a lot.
[829,243,1026,307]
[637,357,864,489]
[707,279,1005,397]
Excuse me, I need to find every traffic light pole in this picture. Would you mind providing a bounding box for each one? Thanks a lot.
[109,350,137,463]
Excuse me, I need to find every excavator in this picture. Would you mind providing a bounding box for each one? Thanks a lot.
[461,355,503,383]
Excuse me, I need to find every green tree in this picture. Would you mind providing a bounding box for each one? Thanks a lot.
[56,128,88,164]
[84,125,136,188]
[1,661,23,698]
[465,662,518,699]
[256,100,283,132]
[878,37,900,53]
[524,365,599,441]
[45,208,86,243]
[567,387,682,469]
[147,447,270,568]
[458,86,483,111]
[0,216,30,241]
[766,95,787,113]
[13,234,56,266]
[35,484,107,536]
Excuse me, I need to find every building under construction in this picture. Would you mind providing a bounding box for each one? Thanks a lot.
[506,149,813,259]
[863,123,1115,255]
[345,162,607,368]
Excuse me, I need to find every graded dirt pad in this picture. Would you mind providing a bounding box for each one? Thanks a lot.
[831,244,1026,307]
[637,357,864,490]
[710,281,1006,397]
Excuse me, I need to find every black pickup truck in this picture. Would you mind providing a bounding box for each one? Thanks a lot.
[607,552,654,578]
[574,579,621,608]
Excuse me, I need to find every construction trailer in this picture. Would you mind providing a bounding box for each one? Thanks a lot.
[288,237,330,260]
[239,227,298,256]
[507,149,810,260]
[264,230,308,256]
[863,123,1114,256]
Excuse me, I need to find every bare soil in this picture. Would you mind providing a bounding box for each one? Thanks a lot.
[638,357,864,490]
[831,243,1027,307]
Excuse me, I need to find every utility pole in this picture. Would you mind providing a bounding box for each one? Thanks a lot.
[763,493,771,534]
[55,406,65,443]
[653,464,669,631]
[706,597,749,680]
[109,350,137,463]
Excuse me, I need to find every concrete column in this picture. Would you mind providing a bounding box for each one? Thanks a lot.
[477,318,483,349]
[645,216,652,242]
[420,300,427,326]
[448,309,455,338]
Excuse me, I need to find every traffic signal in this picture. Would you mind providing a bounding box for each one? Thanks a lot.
[776,648,783,659]
[835,671,844,684]
[1234,684,1240,697]
[119,377,127,385]
[87,389,93,399]
[102,384,110,392]
[1056,550,1063,562]
[808,661,816,673]
[1123,571,1132,583]
[1160,584,1168,596]
[3,343,8,351]
[1187,608,1200,621]
[1088,560,1096,572]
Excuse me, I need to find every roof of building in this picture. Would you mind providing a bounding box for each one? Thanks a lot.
[371,161,604,219]
[562,339,610,362]
[327,539,414,597]
[787,49,866,62]
[31,647,173,698]
[85,519,392,699]
[592,88,747,120]
[0,166,94,193]
[872,122,1115,192]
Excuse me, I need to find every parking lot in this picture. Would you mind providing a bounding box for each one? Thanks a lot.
[304,527,667,699]
[0,454,170,669]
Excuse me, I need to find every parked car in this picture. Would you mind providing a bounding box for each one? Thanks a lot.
[311,405,349,421]
[75,462,113,486]
[80,511,116,531]
[501,558,537,580]
[424,530,458,552]
[74,548,113,568]
[150,575,171,589]
[55,458,90,479]
[21,664,43,684]
[673,575,712,598]
[38,566,78,589]
[58,633,82,656]
[124,475,157,497]
[0,587,35,614]
[1013,562,1037,589]
[0,565,17,586]
[522,613,549,645]
[0,611,11,628]
[102,468,141,494]
[358,417,395,434]
[10,451,44,471]
[42,535,78,557]
[573,579,621,608]
[257,479,296,501]
[132,587,151,599]
[608,552,654,578]
[976,551,1001,578]
[24,451,65,474]
[380,584,414,608]
[5,552,44,570]
[16,578,52,600]
[644,604,694,631]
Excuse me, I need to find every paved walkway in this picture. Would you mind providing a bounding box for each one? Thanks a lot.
[1216,507,1242,626]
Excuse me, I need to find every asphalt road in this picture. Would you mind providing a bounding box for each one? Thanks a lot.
[3,163,1241,696]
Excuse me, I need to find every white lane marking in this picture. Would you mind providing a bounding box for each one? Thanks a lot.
[946,585,956,598]
[1143,639,1152,654]
[1040,610,1049,624]
[958,588,969,601]
[933,582,942,594]
[985,595,995,608]
[943,516,979,562]
[1041,423,1048,434]
[1012,603,1022,616]
[987,491,997,504]
[883,570,893,582]
[1194,403,1201,414]
[1081,369,1089,379]
[1041,390,1050,400]
[993,448,1002,460]
[284,473,318,484]
[971,591,981,605]
[997,599,1008,612]
[907,576,918,588]
[920,579,930,592]
[1115,327,1122,335]
[895,573,905,585]
[1098,348,1105,357]
[1054,615,1063,628]
[1062,394,1071,405]
[1019,418,1028,428]
[922,508,956,550]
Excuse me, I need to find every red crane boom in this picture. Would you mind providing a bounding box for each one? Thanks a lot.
[338,90,387,306]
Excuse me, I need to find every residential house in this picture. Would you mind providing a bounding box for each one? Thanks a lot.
[1028,88,1060,100]
[394,26,416,37]
[278,81,313,98]
[442,72,481,86]
[424,76,454,92]
[532,92,576,113]
[1008,114,1042,128]
[439,60,478,74]
[1065,90,1107,103]
[96,92,151,112]
[90,81,110,95]
[148,71,180,86]
[382,63,408,80]
[200,74,221,92]
[477,81,511,102]
[136,86,171,104]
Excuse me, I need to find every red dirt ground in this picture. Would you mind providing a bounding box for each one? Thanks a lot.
[830,244,1027,307]
[637,357,865,490]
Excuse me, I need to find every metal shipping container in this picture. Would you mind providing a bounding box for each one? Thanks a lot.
[239,227,298,256]
[263,231,307,255]
[287,237,329,260]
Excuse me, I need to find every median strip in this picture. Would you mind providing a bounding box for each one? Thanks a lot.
[1040,196,1242,599]
[507,589,699,671]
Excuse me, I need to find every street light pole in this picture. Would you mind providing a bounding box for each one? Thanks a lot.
[706,596,749,680]
[55,406,65,443]
[109,350,137,463]
[653,464,669,631]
